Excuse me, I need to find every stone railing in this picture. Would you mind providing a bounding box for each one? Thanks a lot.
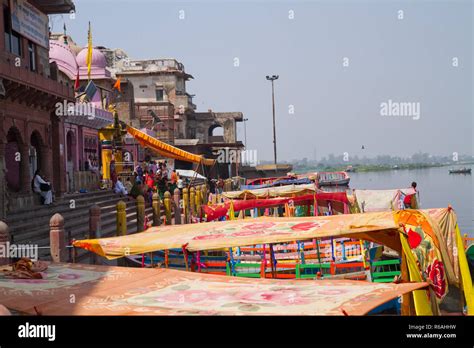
[72,171,101,192]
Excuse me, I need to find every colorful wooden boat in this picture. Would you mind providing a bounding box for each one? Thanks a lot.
[466,244,474,272]
[0,262,429,316]
[74,208,474,316]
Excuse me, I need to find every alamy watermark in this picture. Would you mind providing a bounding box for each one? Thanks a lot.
[0,242,38,261]
[55,100,97,120]
[380,99,421,120]
[214,148,258,166]
[18,322,55,341]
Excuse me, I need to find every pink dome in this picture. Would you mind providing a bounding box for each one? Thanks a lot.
[76,47,107,68]
[49,40,78,80]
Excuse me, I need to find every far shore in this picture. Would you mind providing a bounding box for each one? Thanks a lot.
[292,162,474,174]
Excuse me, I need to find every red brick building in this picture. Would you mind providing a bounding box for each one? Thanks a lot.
[0,0,75,217]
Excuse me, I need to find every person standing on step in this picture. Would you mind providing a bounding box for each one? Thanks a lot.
[169,169,178,192]
[156,170,168,199]
[177,174,184,194]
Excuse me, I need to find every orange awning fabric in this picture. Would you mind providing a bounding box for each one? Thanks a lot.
[74,210,403,259]
[126,126,215,166]
[0,263,428,316]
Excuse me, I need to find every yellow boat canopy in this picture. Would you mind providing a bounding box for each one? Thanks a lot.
[126,126,215,166]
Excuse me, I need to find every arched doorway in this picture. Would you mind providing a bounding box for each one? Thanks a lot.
[29,131,43,181]
[5,127,23,192]
[66,130,77,192]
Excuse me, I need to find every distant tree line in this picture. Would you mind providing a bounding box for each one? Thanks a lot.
[259,152,474,170]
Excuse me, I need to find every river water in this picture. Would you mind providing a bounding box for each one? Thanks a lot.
[347,166,473,237]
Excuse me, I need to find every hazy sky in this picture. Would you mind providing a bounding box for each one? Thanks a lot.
[53,0,473,162]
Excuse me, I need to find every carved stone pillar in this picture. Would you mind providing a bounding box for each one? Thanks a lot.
[50,113,66,197]
[40,145,53,185]
[0,142,5,220]
[19,144,30,193]
[0,221,10,266]
[50,213,66,263]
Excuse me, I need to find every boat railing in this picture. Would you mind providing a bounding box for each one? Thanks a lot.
[463,234,474,249]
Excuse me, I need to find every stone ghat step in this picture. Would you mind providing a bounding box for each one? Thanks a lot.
[8,190,115,217]
[13,205,155,245]
[8,201,130,241]
[6,189,115,217]
[42,210,155,250]
[24,209,152,259]
[10,199,159,236]
[29,210,156,260]
[6,198,128,229]
[76,211,177,264]
[65,207,156,242]
[74,213,170,263]
[6,191,124,222]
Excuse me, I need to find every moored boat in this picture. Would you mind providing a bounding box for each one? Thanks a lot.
[346,165,356,172]
[449,167,471,174]
[73,207,473,316]
[317,171,350,186]
[466,244,474,274]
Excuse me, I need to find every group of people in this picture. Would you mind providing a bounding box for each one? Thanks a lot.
[208,178,225,194]
[114,160,186,204]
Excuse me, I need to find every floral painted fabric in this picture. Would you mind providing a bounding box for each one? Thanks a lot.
[0,263,427,315]
[395,210,448,301]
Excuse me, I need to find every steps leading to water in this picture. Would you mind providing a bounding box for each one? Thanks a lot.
[5,190,163,260]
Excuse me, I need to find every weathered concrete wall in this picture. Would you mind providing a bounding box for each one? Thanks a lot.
[114,81,135,124]
[187,112,242,144]
[130,75,174,103]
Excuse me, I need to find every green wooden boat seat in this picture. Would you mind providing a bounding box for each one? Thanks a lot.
[370,259,401,283]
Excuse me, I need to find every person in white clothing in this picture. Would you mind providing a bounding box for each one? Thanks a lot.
[87,155,99,176]
[32,170,53,205]
[114,177,128,195]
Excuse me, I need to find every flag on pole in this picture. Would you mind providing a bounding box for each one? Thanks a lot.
[113,77,121,93]
[63,23,68,44]
[74,69,80,90]
[86,22,93,81]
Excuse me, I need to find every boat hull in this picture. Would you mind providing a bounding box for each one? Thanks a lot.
[318,178,350,186]
[449,169,471,174]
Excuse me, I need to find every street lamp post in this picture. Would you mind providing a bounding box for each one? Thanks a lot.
[266,75,279,167]
[242,118,249,165]
[243,118,248,147]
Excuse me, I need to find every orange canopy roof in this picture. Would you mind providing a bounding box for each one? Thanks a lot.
[126,126,215,166]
